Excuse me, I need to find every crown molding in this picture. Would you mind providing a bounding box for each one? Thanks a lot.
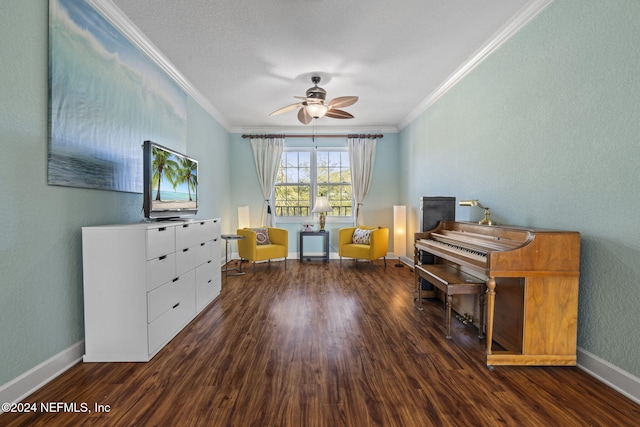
[87,0,231,131]
[398,0,554,131]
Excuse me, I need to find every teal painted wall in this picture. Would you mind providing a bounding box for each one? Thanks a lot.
[0,1,231,385]
[229,133,400,254]
[185,97,230,224]
[399,0,640,377]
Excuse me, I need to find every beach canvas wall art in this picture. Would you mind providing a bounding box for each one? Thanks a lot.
[48,0,187,193]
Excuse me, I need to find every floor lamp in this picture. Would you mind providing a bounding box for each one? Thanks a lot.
[393,205,406,267]
[238,205,250,230]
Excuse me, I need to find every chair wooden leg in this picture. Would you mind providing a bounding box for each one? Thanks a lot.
[384,257,387,268]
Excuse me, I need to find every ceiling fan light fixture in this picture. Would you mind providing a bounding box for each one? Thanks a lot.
[270,75,357,124]
[305,103,328,119]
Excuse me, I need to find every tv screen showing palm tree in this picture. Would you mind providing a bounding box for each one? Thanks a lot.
[143,141,197,219]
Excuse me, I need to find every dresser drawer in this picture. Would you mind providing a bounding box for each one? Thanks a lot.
[146,253,176,291]
[176,241,212,276]
[147,270,195,323]
[176,220,216,250]
[196,260,216,287]
[196,261,221,311]
[148,292,195,355]
[210,218,221,239]
[196,239,214,266]
[146,226,175,260]
[196,276,221,311]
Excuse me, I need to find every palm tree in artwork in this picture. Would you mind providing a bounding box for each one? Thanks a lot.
[152,147,179,201]
[176,157,197,201]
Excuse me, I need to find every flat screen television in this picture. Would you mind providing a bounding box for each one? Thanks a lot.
[143,140,198,220]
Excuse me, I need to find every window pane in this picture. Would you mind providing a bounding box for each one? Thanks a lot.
[342,169,351,183]
[328,151,340,167]
[282,151,298,168]
[317,151,328,166]
[300,166,310,183]
[328,167,340,183]
[299,151,310,167]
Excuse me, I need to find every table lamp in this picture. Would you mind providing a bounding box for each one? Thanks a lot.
[459,199,494,225]
[312,196,331,231]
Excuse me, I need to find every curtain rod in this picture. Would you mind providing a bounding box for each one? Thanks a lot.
[241,133,383,139]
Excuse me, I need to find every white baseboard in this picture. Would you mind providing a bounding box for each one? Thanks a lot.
[0,340,84,413]
[577,347,640,404]
[399,256,414,267]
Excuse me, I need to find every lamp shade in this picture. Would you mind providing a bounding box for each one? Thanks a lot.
[393,205,406,258]
[312,196,332,213]
[238,205,250,229]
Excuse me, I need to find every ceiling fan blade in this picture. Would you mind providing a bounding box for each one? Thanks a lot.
[270,102,302,116]
[298,106,313,124]
[325,109,354,119]
[327,96,358,109]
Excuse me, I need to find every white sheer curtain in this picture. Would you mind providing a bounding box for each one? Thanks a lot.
[250,136,284,227]
[348,136,377,226]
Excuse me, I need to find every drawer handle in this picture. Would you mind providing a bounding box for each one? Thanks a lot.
[182,224,189,228]
[173,277,179,282]
[158,227,166,232]
[214,238,218,242]
[173,302,180,309]
[199,221,205,225]
[183,248,189,252]
[159,255,167,260]
[201,242,205,246]
[208,279,212,283]
[207,260,212,264]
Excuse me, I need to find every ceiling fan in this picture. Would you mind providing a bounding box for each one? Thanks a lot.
[270,76,358,125]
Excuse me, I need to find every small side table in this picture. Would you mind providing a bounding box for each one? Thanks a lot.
[222,234,246,276]
[299,231,330,262]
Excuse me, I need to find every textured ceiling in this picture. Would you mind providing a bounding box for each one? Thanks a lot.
[108,0,539,132]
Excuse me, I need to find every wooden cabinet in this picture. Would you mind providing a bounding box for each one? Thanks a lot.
[82,219,221,362]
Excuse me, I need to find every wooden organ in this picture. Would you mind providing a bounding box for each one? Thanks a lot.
[414,221,580,368]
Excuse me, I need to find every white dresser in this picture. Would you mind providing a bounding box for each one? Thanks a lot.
[81,218,221,362]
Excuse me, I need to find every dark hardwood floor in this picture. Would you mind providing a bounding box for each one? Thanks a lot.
[2,259,639,426]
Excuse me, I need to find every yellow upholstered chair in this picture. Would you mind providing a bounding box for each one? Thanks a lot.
[338,226,389,268]
[237,227,288,273]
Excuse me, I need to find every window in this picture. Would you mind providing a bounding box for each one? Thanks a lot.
[275,151,311,217]
[275,149,352,218]
[317,150,352,217]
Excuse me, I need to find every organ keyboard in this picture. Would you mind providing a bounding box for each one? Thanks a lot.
[414,221,581,368]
